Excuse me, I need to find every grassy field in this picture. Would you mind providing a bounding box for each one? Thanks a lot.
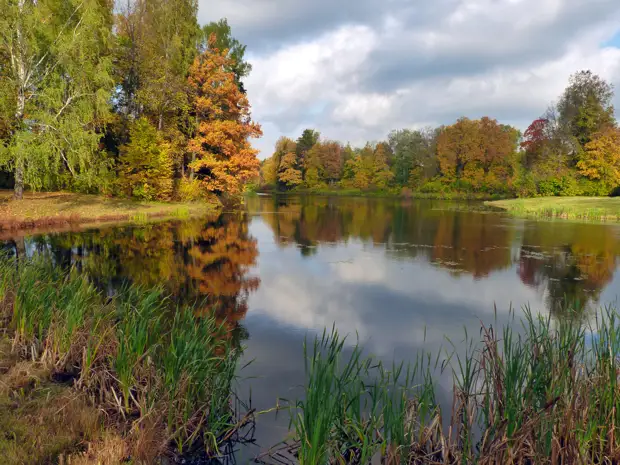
[487,196,620,220]
[0,191,219,231]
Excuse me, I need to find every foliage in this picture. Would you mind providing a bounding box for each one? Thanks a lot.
[118,118,174,200]
[577,128,620,190]
[0,0,115,199]
[202,18,252,93]
[187,36,262,195]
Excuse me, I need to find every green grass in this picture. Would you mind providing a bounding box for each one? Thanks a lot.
[0,254,243,460]
[285,305,620,464]
[487,196,620,221]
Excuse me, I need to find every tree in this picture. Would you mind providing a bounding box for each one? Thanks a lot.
[389,128,438,186]
[202,18,251,93]
[296,129,320,171]
[0,0,115,199]
[577,128,620,190]
[437,117,517,190]
[372,142,394,188]
[119,118,174,200]
[312,140,343,184]
[261,157,278,186]
[558,70,615,148]
[275,137,302,188]
[187,36,262,196]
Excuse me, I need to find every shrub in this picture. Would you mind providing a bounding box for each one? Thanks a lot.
[177,177,205,201]
[514,172,537,198]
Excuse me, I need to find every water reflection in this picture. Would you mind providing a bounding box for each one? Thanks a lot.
[3,195,620,456]
[8,213,260,337]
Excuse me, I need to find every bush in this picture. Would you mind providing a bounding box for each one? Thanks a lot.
[514,172,537,198]
[177,177,205,201]
[419,179,447,194]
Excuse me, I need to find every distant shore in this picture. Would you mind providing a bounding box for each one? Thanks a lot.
[255,187,504,201]
[0,191,220,232]
[487,196,620,221]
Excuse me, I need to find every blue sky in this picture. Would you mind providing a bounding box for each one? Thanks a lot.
[200,0,620,157]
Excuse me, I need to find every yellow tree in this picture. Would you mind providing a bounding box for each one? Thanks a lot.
[187,35,262,196]
[275,137,302,188]
[577,128,620,189]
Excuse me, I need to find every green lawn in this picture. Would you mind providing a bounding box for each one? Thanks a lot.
[0,191,219,230]
[487,196,620,221]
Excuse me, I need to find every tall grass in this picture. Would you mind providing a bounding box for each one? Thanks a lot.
[0,254,243,458]
[287,306,620,464]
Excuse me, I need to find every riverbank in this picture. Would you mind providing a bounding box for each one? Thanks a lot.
[0,191,220,231]
[256,187,504,200]
[0,255,246,463]
[487,196,620,221]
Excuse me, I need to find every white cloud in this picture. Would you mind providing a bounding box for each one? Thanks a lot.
[199,0,620,158]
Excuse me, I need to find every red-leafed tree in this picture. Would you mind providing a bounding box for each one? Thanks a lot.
[187,35,262,195]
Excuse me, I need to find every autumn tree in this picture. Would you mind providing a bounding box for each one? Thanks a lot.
[437,117,517,191]
[187,36,262,196]
[577,128,620,190]
[372,142,394,188]
[118,118,174,200]
[202,18,251,93]
[275,137,302,188]
[0,0,115,199]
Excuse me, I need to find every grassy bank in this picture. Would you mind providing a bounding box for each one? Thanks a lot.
[280,307,620,464]
[487,196,620,221]
[0,255,246,463]
[0,191,220,231]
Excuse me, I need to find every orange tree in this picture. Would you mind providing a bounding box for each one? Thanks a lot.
[187,35,262,196]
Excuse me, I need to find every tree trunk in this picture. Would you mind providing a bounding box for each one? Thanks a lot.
[14,158,24,200]
[13,0,27,201]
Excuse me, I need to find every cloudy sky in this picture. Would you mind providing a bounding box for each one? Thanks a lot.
[200,0,620,158]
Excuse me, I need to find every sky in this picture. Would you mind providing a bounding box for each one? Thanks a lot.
[199,0,620,158]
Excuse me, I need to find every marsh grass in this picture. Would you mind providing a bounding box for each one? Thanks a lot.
[285,306,620,464]
[0,254,244,460]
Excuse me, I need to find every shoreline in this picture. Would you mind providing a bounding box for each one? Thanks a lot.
[486,196,620,221]
[0,191,220,232]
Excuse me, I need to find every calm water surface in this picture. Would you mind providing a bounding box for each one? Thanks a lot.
[4,194,620,458]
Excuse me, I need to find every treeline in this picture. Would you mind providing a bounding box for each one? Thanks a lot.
[0,1,260,201]
[261,71,619,198]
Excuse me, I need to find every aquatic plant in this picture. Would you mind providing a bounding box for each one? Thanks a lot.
[283,305,620,464]
[0,254,244,460]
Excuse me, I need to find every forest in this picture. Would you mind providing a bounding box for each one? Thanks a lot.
[261,71,620,198]
[0,0,259,202]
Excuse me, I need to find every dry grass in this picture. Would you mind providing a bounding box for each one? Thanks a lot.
[0,190,219,231]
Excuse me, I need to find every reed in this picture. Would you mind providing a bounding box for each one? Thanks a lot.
[287,306,620,464]
[0,254,244,459]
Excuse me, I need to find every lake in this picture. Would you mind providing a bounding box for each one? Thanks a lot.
[3,194,620,459]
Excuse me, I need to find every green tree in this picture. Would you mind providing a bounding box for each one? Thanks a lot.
[0,0,115,199]
[389,128,438,186]
[558,70,615,149]
[119,118,174,200]
[202,18,251,93]
[296,129,320,172]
